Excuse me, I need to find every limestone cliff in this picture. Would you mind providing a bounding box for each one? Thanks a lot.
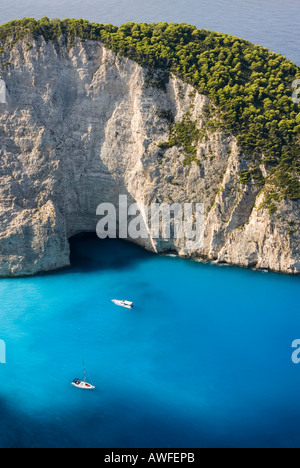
[0,36,299,276]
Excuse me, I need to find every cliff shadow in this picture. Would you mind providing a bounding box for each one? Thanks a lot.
[68,233,155,274]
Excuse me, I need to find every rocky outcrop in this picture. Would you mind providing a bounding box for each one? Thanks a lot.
[0,36,299,276]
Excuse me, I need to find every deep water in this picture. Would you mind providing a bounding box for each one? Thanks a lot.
[0,236,300,448]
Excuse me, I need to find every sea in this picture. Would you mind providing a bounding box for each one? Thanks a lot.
[0,0,299,449]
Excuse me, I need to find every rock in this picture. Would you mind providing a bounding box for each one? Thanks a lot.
[0,37,299,276]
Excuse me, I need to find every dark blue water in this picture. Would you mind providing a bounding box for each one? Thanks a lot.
[0,236,300,448]
[0,0,299,64]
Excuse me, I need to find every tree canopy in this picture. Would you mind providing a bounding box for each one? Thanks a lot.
[1,18,300,201]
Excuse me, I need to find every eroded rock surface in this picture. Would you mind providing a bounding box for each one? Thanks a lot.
[0,37,299,276]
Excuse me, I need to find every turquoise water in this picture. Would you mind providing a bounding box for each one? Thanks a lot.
[0,235,300,448]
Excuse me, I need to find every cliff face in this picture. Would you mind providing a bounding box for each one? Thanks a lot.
[0,36,299,276]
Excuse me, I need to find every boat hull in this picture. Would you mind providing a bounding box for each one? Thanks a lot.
[72,381,95,390]
[112,299,133,309]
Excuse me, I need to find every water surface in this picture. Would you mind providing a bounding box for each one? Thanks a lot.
[0,236,299,448]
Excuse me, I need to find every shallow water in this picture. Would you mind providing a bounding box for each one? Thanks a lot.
[0,236,299,448]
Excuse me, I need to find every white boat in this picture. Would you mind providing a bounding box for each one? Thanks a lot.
[72,378,95,390]
[112,299,133,309]
[72,361,95,390]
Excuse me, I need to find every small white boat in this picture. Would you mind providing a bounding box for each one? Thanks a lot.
[112,299,133,309]
[72,361,95,390]
[72,378,95,390]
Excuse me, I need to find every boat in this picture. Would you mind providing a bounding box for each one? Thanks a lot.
[112,299,133,309]
[72,361,95,390]
[72,378,95,390]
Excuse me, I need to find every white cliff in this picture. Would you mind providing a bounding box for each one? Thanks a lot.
[0,36,299,276]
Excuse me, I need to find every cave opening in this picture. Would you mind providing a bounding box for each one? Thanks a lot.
[68,232,153,273]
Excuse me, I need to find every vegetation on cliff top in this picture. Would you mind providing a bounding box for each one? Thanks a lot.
[0,18,300,201]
